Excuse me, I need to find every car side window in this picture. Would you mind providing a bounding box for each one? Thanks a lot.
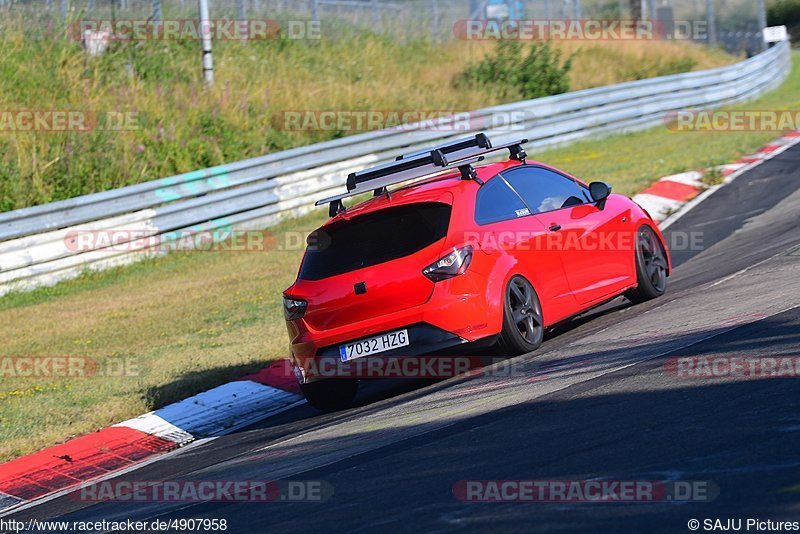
[474,176,529,225]
[502,166,590,214]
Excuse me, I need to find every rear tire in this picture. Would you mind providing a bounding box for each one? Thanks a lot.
[625,225,668,304]
[498,275,544,355]
[300,379,358,412]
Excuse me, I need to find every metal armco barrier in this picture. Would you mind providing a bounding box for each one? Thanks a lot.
[0,41,791,295]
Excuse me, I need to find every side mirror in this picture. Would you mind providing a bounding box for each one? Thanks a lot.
[589,181,612,209]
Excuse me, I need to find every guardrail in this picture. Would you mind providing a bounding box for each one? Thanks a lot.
[0,41,791,296]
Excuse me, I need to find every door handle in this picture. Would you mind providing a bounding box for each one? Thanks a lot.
[549,224,562,232]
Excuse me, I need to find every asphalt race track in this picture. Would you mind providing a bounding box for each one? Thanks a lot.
[9,144,800,533]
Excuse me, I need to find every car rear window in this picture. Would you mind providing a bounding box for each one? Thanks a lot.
[299,202,452,281]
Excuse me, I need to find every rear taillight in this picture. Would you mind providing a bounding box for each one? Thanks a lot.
[283,296,307,320]
[423,246,473,282]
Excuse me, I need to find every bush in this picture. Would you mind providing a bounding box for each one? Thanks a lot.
[454,40,573,101]
[768,0,800,44]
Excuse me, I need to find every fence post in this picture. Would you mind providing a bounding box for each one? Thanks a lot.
[430,0,438,42]
[705,0,716,45]
[757,0,767,51]
[199,0,214,85]
[371,0,380,31]
[629,0,641,20]
[309,0,318,22]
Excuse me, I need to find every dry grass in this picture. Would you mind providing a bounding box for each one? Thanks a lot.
[0,217,316,460]
[0,24,759,462]
[2,47,797,459]
[0,17,733,211]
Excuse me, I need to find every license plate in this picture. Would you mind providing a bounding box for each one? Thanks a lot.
[339,329,409,362]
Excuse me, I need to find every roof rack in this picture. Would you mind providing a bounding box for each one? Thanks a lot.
[314,134,528,217]
[395,132,492,162]
[316,156,486,217]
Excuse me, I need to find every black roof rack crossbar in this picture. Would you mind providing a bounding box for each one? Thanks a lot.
[315,155,486,210]
[345,134,493,191]
[435,138,529,167]
[346,150,443,191]
[395,133,492,161]
[314,134,529,216]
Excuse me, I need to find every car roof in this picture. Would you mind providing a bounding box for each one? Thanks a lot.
[322,159,525,227]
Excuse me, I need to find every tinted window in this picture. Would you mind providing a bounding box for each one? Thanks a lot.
[475,177,529,225]
[299,202,451,280]
[503,166,589,214]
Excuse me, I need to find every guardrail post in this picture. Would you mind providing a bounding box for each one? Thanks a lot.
[757,0,767,51]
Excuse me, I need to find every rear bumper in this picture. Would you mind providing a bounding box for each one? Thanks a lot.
[285,270,502,383]
[316,323,466,361]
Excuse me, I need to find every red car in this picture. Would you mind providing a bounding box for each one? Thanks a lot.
[283,134,670,410]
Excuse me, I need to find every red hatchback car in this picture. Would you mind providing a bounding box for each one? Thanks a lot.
[283,134,670,410]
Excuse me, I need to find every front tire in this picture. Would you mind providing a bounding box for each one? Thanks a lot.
[300,379,358,412]
[625,225,668,304]
[498,275,544,355]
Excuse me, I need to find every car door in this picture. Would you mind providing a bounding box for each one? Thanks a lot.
[473,175,577,324]
[501,166,632,306]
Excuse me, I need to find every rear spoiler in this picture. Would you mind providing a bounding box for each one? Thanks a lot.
[315,133,528,217]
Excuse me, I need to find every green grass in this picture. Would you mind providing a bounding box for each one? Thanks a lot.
[0,49,793,462]
[528,56,800,196]
[0,15,732,212]
[2,50,798,460]
[0,211,327,461]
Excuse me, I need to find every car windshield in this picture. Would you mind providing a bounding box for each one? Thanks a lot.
[299,202,452,280]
